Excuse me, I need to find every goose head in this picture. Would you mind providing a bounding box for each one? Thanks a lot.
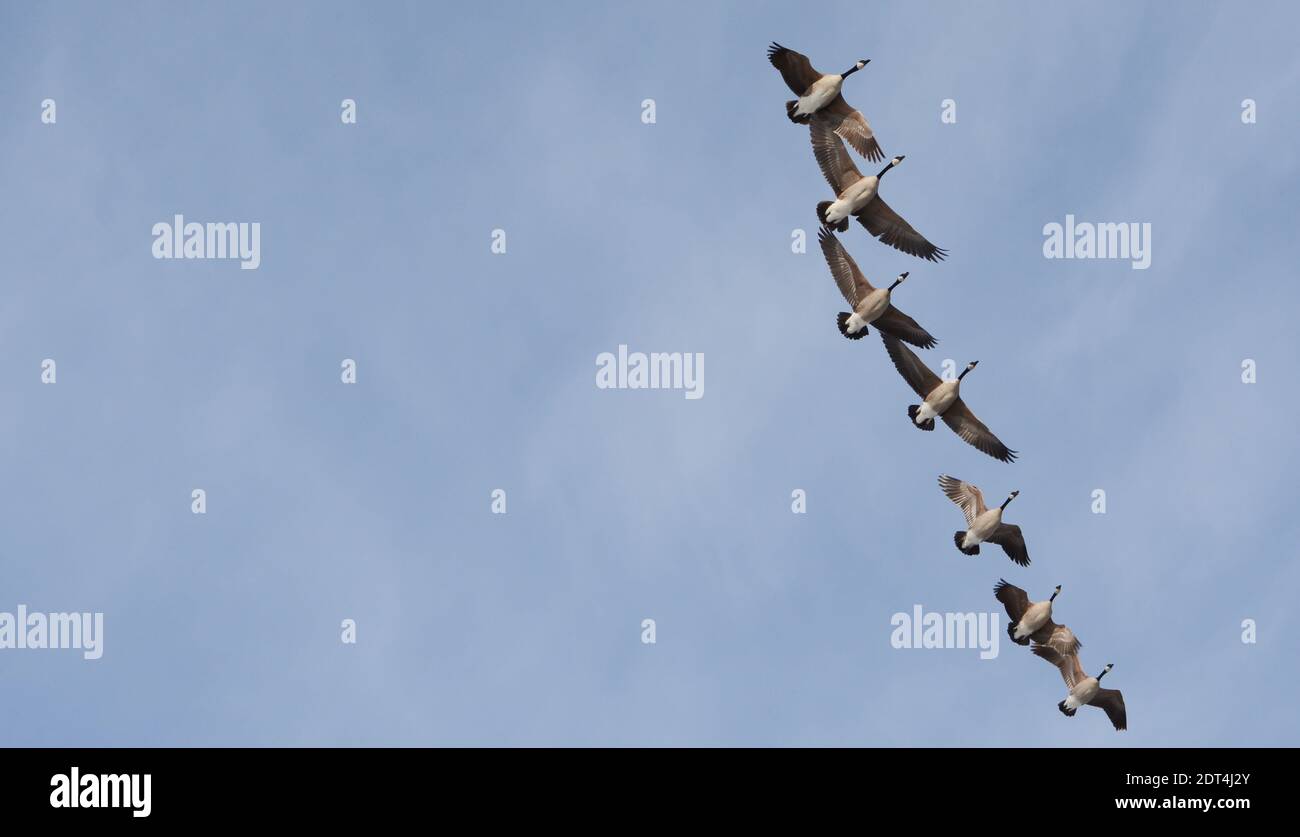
[1049,584,1061,602]
[999,489,1019,510]
[877,154,905,178]
[841,58,870,78]
[1097,663,1114,681]
[957,359,978,381]
[887,271,909,291]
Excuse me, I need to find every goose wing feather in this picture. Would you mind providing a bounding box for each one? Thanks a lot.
[873,305,937,349]
[815,96,883,162]
[940,399,1018,463]
[816,226,873,306]
[881,333,942,399]
[939,475,986,526]
[1031,644,1088,689]
[856,196,948,262]
[1092,688,1128,731]
[767,42,822,96]
[985,523,1030,567]
[992,579,1031,622]
[810,119,864,195]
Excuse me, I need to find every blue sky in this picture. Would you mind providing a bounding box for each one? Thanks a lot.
[1,0,1297,745]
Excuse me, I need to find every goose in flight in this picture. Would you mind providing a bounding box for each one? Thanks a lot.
[992,580,1079,650]
[817,227,936,346]
[1032,648,1127,732]
[767,42,882,162]
[939,477,1029,565]
[810,121,947,262]
[881,335,1017,462]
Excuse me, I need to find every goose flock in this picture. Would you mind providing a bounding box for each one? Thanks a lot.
[770,42,1126,733]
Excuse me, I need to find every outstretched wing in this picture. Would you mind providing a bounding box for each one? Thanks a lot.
[1033,623,1082,658]
[881,333,942,399]
[873,305,937,349]
[939,475,986,526]
[1031,644,1088,689]
[985,523,1030,567]
[857,196,948,262]
[817,226,873,306]
[992,579,1030,622]
[1092,688,1128,731]
[815,96,883,162]
[940,399,1017,463]
[767,42,821,96]
[810,118,864,195]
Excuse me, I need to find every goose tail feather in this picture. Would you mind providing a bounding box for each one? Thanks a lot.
[837,313,868,340]
[908,405,936,431]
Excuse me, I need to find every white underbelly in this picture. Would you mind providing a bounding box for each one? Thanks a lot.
[824,198,852,224]
[857,291,890,323]
[827,178,878,224]
[925,385,958,417]
[965,510,1001,545]
[843,181,878,215]
[1069,679,1099,707]
[796,76,841,115]
[1018,603,1050,636]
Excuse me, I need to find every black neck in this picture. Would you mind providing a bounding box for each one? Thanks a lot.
[999,497,1013,510]
[957,367,971,381]
[1049,591,1058,602]
[876,161,895,178]
[888,278,902,291]
[841,66,860,79]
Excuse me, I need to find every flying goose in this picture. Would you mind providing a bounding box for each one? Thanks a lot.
[810,120,947,262]
[881,334,1017,462]
[992,580,1080,651]
[939,477,1029,565]
[1032,647,1127,731]
[767,42,882,161]
[817,228,937,346]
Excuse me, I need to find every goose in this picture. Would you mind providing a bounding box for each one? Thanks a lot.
[939,477,1029,565]
[992,580,1080,650]
[817,228,937,346]
[810,120,947,262]
[1031,647,1127,731]
[880,334,1017,462]
[767,42,882,161]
